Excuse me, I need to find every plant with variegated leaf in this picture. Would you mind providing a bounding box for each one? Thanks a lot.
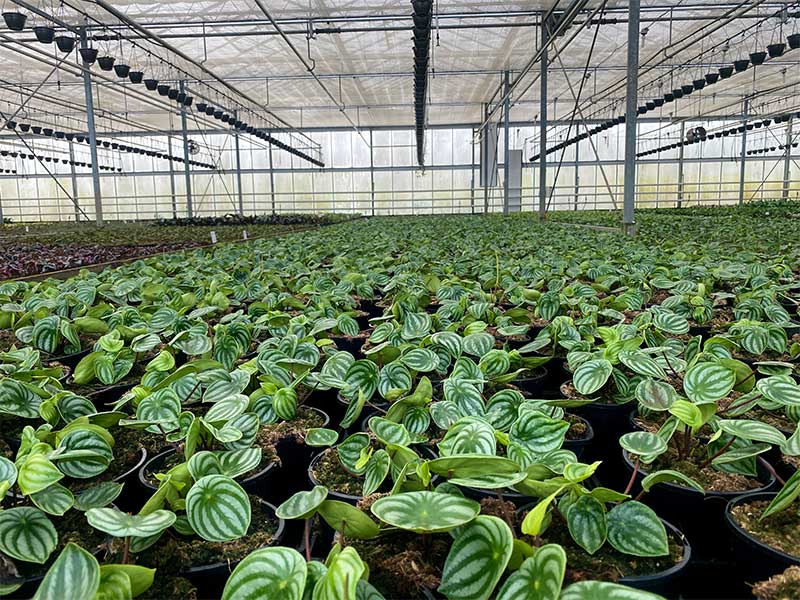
[72,329,170,386]
[727,319,791,358]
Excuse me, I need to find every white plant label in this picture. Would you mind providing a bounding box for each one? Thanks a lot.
[242,230,248,240]
[210,231,217,244]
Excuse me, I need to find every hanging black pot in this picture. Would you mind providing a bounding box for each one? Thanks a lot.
[196,102,207,112]
[788,33,800,49]
[19,123,30,132]
[102,141,110,148]
[61,158,67,164]
[167,89,179,100]
[54,35,75,53]
[176,92,186,103]
[681,83,694,95]
[33,25,54,44]
[157,84,170,96]
[65,133,74,140]
[42,128,53,136]
[183,96,193,107]
[205,106,215,116]
[664,92,674,102]
[733,59,749,72]
[113,63,130,78]
[767,42,786,57]
[54,131,64,139]
[31,126,41,134]
[672,88,684,98]
[2,12,27,31]
[79,47,98,64]
[749,51,767,65]
[705,72,719,84]
[693,79,706,90]
[97,56,115,71]
[645,101,655,110]
[221,114,231,123]
[111,143,118,149]
[5,121,15,130]
[764,118,772,126]
[76,134,85,142]
[719,65,734,79]
[412,13,430,28]
[143,78,158,91]
[213,109,224,119]
[128,71,143,84]
[746,124,754,130]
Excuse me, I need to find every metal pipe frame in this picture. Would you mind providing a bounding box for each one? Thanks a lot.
[180,80,193,217]
[622,0,640,236]
[538,18,548,221]
[80,26,103,226]
[738,98,749,206]
[503,71,511,216]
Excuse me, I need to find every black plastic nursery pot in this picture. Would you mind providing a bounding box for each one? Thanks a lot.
[2,11,26,31]
[329,333,368,357]
[564,380,634,463]
[89,447,148,513]
[139,447,278,498]
[621,450,776,559]
[511,366,549,397]
[725,492,800,583]
[32,25,54,44]
[44,346,91,369]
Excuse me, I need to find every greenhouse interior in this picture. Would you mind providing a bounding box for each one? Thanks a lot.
[2,1,800,599]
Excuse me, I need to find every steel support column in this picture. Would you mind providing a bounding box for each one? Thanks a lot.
[738,98,749,206]
[234,111,244,216]
[80,26,103,225]
[68,141,80,221]
[783,117,793,200]
[268,136,276,214]
[167,137,178,219]
[538,20,548,220]
[482,103,489,214]
[573,142,579,210]
[471,131,477,214]
[503,70,511,216]
[179,80,193,217]
[677,121,686,208]
[369,129,375,215]
[622,0,640,236]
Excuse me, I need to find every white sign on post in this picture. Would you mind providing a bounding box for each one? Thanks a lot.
[242,230,248,240]
[210,231,217,244]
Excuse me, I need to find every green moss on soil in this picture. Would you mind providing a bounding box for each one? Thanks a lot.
[138,576,198,600]
[730,500,800,559]
[310,447,366,496]
[254,405,324,467]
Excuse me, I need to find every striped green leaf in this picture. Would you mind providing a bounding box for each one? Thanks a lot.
[496,543,566,600]
[485,389,525,432]
[403,406,431,434]
[561,581,666,600]
[510,411,570,454]
[717,419,786,446]
[186,475,251,542]
[400,348,439,372]
[439,417,496,456]
[573,359,613,396]
[221,546,306,600]
[711,442,771,465]
[0,456,17,488]
[56,393,95,423]
[641,469,704,494]
[652,312,690,335]
[32,315,60,354]
[363,449,391,496]
[439,515,513,600]
[428,455,521,480]
[136,388,181,427]
[619,351,667,380]
[371,491,480,533]
[432,331,463,358]
[378,362,412,399]
[443,379,485,417]
[430,400,462,429]
[276,485,328,520]
[479,349,511,379]
[619,432,667,458]
[317,499,380,539]
[306,428,339,447]
[17,454,64,496]
[223,412,261,450]
[98,564,154,598]
[756,376,800,407]
[94,567,132,600]
[86,507,176,538]
[566,496,607,555]
[606,501,668,557]
[54,429,113,479]
[782,425,800,457]
[343,360,379,402]
[356,579,386,600]
[463,332,495,358]
[447,471,528,490]
[73,482,124,511]
[368,416,411,446]
[33,542,100,600]
[401,312,432,341]
[313,546,365,600]
[683,362,735,404]
[337,432,371,475]
[204,394,249,423]
[761,469,800,520]
[31,483,74,516]
[203,369,250,403]
[0,507,57,564]
[0,378,41,418]
[635,379,677,411]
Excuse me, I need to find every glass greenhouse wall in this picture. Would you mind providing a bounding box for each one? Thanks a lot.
[0,120,795,222]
